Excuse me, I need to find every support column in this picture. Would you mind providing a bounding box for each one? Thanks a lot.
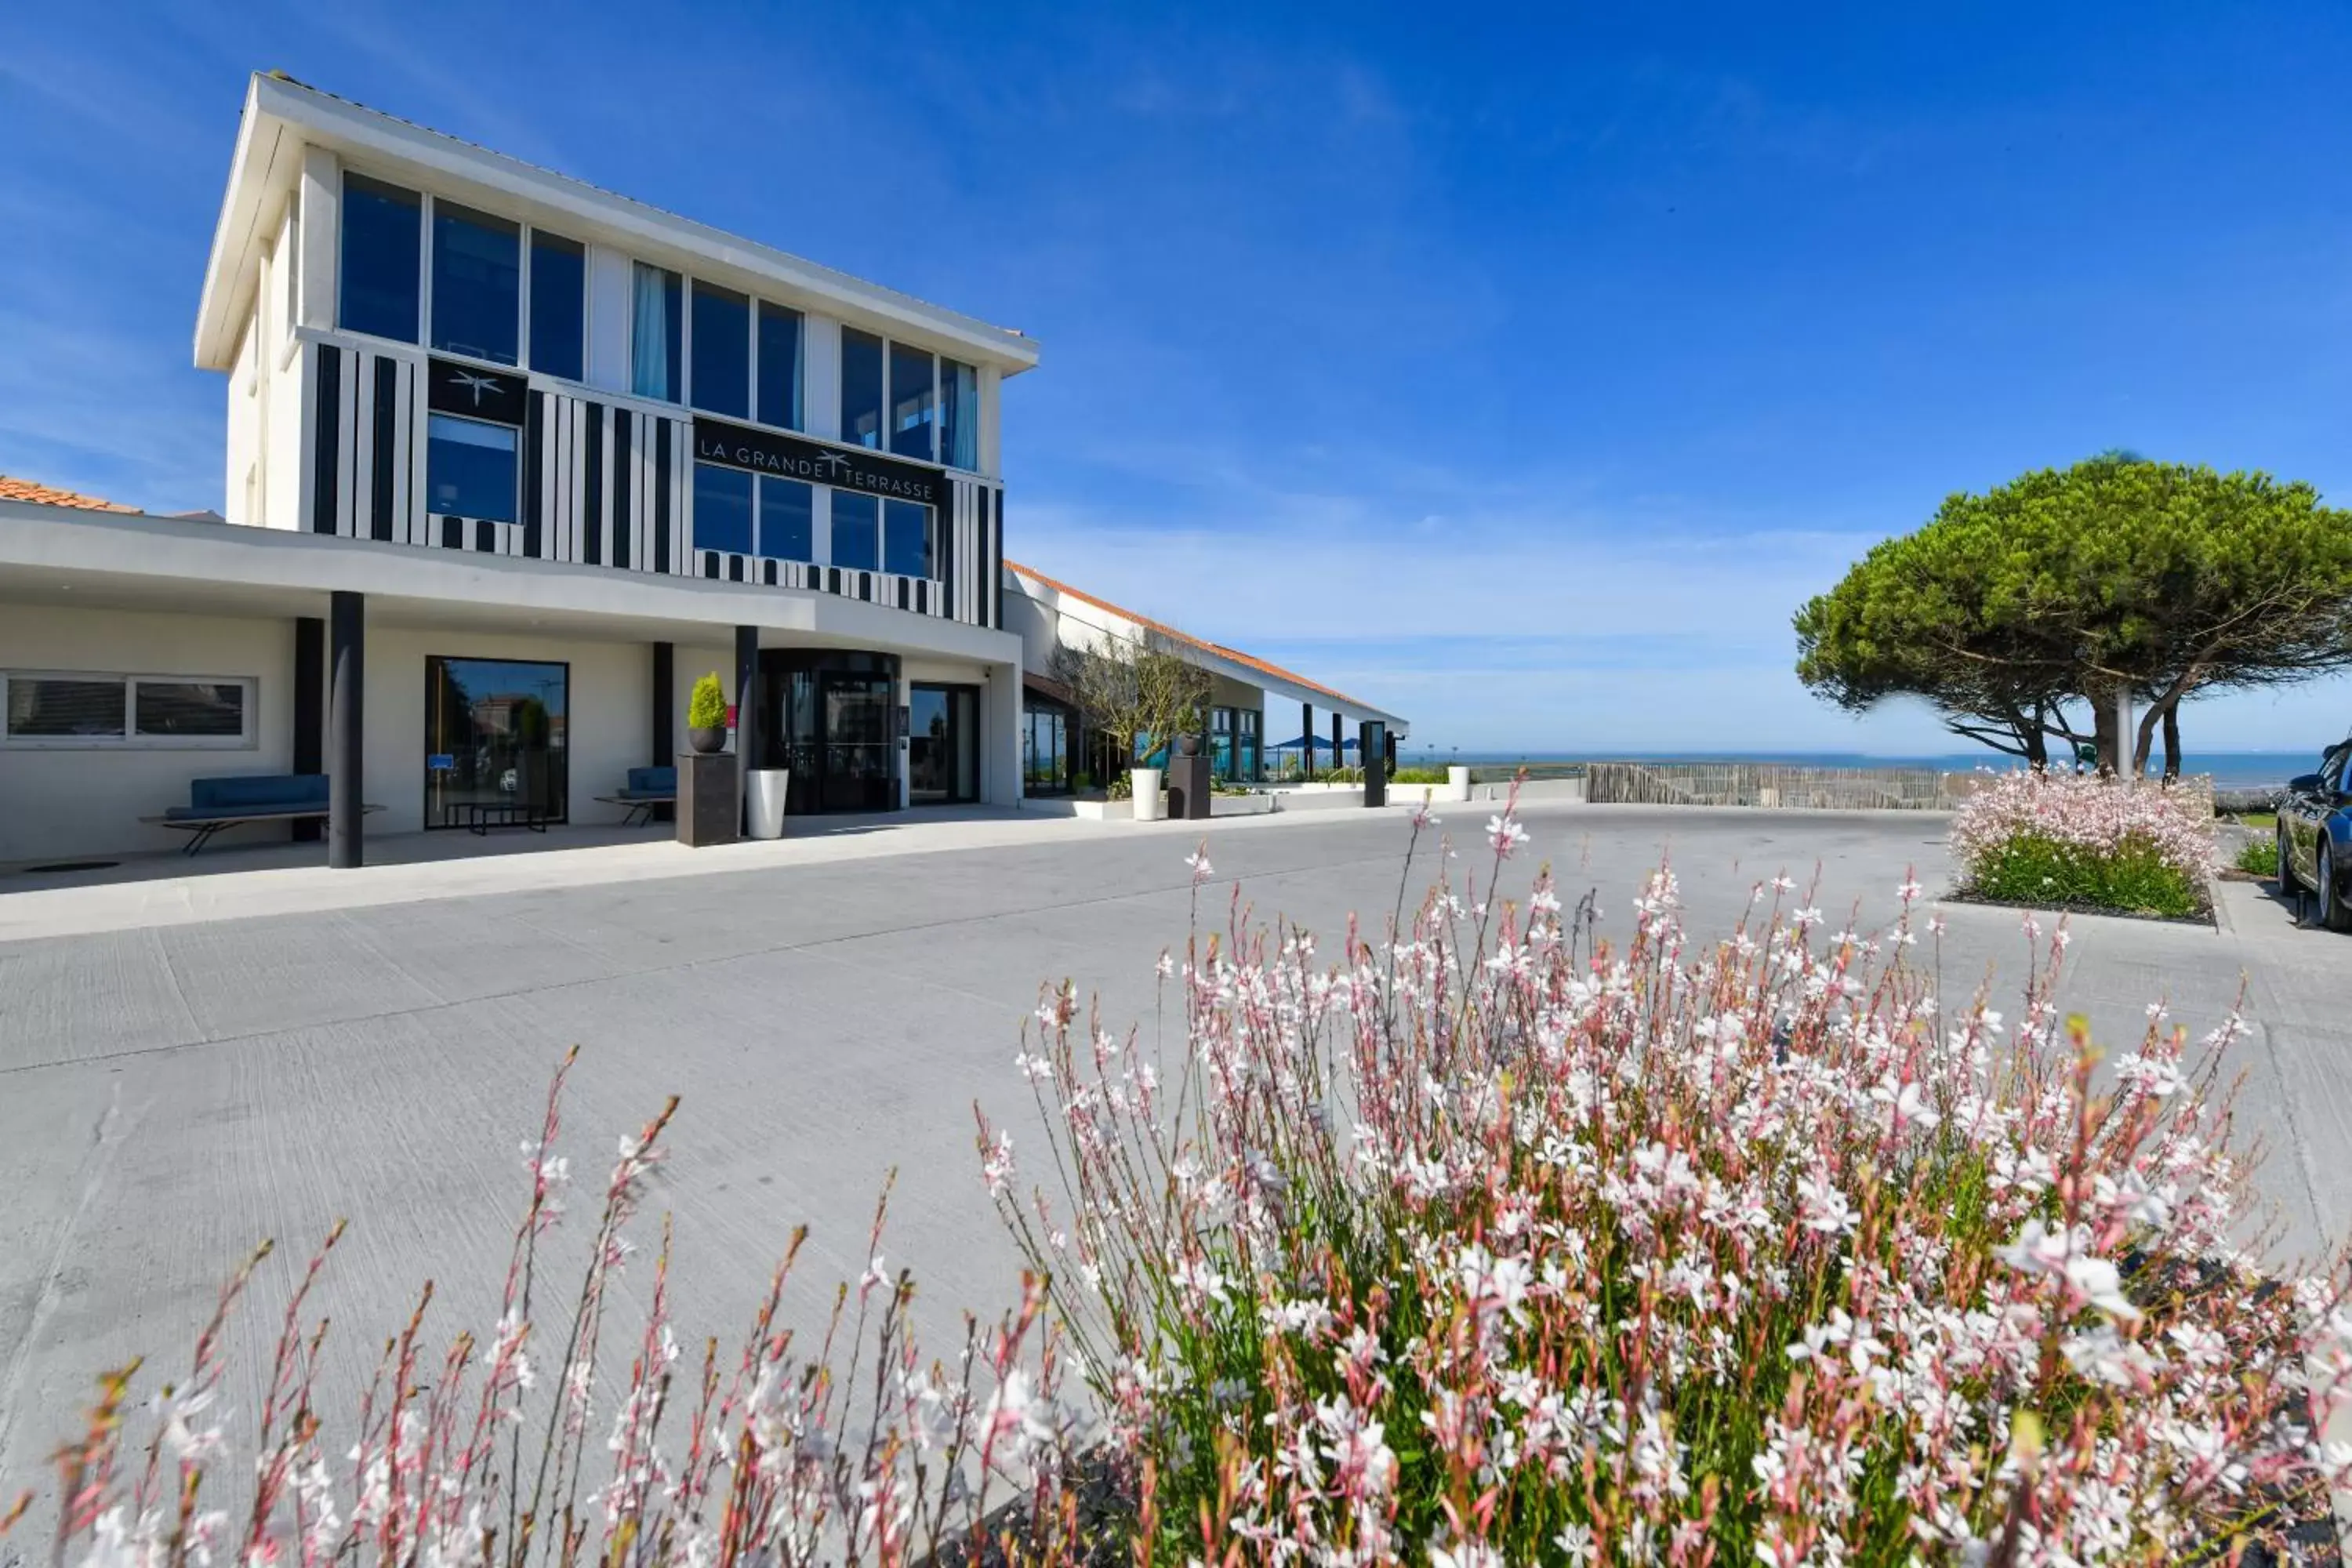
[292,615,324,842]
[734,626,762,832]
[651,641,674,766]
[1331,711,1344,775]
[1362,721,1387,808]
[1302,701,1314,779]
[328,591,365,869]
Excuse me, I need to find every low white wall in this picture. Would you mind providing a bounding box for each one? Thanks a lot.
[0,604,296,862]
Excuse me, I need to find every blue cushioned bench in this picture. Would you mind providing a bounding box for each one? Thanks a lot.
[141,774,384,855]
[593,766,677,827]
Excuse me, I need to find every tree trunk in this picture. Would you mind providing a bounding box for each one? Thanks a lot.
[2132,699,2164,778]
[2092,695,2119,776]
[2023,724,2048,770]
[2161,704,2182,782]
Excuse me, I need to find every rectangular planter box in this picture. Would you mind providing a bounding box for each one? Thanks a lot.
[677,752,740,848]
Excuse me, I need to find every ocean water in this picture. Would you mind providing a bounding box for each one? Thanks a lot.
[1400,750,2324,790]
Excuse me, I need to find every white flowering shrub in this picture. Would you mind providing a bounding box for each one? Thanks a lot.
[1950,770,2217,916]
[986,800,2349,1563]
[7,1050,1093,1568]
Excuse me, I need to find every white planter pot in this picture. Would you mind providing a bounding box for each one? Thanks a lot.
[746,769,789,840]
[1131,768,1164,822]
[1447,764,1472,803]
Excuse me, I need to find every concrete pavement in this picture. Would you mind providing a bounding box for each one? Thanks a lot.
[3,802,2349,1507]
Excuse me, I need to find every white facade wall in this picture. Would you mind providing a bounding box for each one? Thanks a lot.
[0,604,295,863]
[225,311,262,526]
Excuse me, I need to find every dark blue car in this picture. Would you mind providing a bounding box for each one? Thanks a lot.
[2278,739,2352,929]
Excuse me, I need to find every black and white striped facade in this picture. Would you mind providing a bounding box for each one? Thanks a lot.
[300,334,1007,630]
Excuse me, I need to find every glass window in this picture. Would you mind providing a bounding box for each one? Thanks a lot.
[430,200,519,365]
[889,342,936,461]
[757,302,804,430]
[632,262,683,401]
[135,681,245,738]
[6,677,125,738]
[692,463,754,554]
[758,477,813,561]
[941,358,978,470]
[841,328,884,449]
[831,491,880,571]
[426,656,568,827]
[528,230,586,380]
[426,414,520,522]
[883,499,931,579]
[690,281,750,418]
[339,172,421,343]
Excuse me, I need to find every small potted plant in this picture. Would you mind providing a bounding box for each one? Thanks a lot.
[687,672,729,754]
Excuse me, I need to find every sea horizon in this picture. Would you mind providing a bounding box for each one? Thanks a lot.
[1396,747,2325,789]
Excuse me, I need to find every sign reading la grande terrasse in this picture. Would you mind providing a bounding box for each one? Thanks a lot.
[692,418,947,510]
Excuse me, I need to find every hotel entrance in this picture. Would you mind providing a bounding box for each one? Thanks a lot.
[758,649,899,814]
[909,683,979,804]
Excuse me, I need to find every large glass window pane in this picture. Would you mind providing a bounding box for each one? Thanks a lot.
[841,328,884,449]
[690,281,750,417]
[134,681,245,738]
[757,477,813,561]
[831,492,879,571]
[888,342,936,461]
[430,200,520,365]
[757,303,804,430]
[6,677,125,738]
[632,262,682,401]
[339,172,421,343]
[692,463,754,555]
[941,358,978,470]
[528,230,586,380]
[883,499,931,579]
[426,656,568,826]
[426,415,520,521]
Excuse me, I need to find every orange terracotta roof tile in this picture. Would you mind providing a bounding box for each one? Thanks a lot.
[0,475,136,512]
[1005,558,1386,715]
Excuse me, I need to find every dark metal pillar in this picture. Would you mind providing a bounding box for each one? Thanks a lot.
[1302,701,1314,779]
[734,625,762,829]
[1331,711,1344,774]
[652,641,674,766]
[292,615,324,842]
[328,591,365,869]
[1362,721,1387,807]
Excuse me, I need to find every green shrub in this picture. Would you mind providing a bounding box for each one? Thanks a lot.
[687,672,728,729]
[1390,765,1450,784]
[1968,831,2203,916]
[2236,836,2281,877]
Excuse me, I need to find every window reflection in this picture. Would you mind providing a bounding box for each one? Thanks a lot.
[842,328,884,448]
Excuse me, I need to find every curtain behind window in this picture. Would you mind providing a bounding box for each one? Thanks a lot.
[633,263,674,399]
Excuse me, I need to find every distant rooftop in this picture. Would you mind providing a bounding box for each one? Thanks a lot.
[0,476,135,513]
[1006,558,1390,717]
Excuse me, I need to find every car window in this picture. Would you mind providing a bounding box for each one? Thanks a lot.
[2339,749,2352,796]
[2323,745,2351,790]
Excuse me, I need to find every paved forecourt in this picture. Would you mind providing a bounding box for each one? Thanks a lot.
[2,802,2349,1506]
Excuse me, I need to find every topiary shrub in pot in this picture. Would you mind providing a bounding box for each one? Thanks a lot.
[686,672,728,754]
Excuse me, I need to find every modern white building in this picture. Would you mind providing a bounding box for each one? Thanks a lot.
[0,74,1406,868]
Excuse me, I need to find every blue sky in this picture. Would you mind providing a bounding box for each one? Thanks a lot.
[5,3,2350,754]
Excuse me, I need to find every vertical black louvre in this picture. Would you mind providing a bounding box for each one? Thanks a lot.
[523,391,545,558]
[370,357,397,541]
[311,347,341,534]
[442,517,463,550]
[653,419,672,575]
[583,405,604,567]
[941,486,956,620]
[475,519,495,553]
[612,410,633,570]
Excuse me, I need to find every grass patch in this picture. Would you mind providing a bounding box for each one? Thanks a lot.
[2235,836,2281,877]
[1965,831,2205,917]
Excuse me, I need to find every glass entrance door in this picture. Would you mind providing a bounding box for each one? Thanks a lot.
[821,672,896,811]
[425,656,568,826]
[909,683,979,804]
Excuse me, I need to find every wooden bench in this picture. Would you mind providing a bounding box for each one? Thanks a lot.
[593,765,677,827]
[142,774,384,855]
